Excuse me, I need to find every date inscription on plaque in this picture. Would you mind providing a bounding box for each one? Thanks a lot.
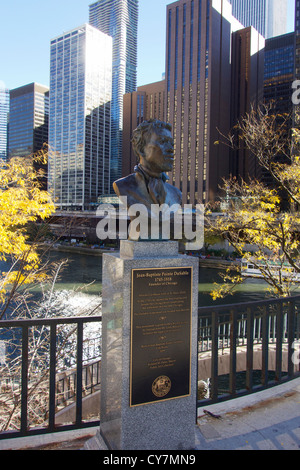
[130,267,193,407]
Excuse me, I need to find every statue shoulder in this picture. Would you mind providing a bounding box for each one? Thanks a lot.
[166,182,182,204]
[113,173,139,196]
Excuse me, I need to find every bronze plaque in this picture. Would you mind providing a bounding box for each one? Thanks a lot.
[130,267,193,407]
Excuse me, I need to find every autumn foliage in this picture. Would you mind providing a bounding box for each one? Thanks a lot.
[208,104,300,299]
[0,150,55,307]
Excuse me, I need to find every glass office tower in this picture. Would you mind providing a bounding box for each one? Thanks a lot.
[229,0,288,39]
[165,0,264,204]
[48,24,112,211]
[0,88,9,161]
[295,0,300,79]
[89,0,138,187]
[8,83,49,159]
[264,32,295,113]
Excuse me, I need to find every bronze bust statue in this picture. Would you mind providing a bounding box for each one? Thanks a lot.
[113,120,182,240]
[113,119,181,207]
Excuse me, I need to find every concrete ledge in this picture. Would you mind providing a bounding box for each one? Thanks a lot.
[0,427,99,451]
[197,376,300,418]
[55,391,100,425]
[198,341,300,381]
[120,240,179,258]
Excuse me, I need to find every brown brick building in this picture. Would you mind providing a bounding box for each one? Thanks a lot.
[122,0,265,204]
[122,80,166,177]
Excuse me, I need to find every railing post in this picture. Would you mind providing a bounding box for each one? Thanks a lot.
[49,323,57,431]
[246,307,254,391]
[275,302,283,383]
[261,305,269,387]
[210,311,219,402]
[76,321,83,426]
[21,325,29,435]
[287,300,296,378]
[229,309,237,396]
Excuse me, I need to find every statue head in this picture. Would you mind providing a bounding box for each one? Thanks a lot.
[132,119,174,175]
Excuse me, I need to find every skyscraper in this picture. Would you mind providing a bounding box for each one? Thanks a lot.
[229,0,288,39]
[165,0,264,204]
[48,24,112,211]
[264,32,295,114]
[293,0,300,128]
[8,83,49,160]
[0,88,9,161]
[295,0,300,82]
[230,26,265,182]
[89,0,138,187]
[122,80,166,176]
[263,32,295,186]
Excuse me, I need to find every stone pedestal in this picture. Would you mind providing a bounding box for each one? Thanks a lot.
[89,240,198,451]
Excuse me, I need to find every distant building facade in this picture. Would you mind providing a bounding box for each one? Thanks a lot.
[229,0,288,39]
[0,88,9,161]
[230,26,265,182]
[8,83,49,160]
[295,0,300,78]
[165,0,264,204]
[264,32,295,114]
[89,0,139,187]
[263,32,295,186]
[48,24,112,211]
[122,80,165,176]
[294,0,300,126]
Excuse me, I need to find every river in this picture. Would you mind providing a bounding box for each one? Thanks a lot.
[43,250,274,307]
[1,249,298,314]
[0,250,297,392]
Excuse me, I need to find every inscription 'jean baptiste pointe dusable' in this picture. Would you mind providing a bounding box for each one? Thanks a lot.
[130,267,193,407]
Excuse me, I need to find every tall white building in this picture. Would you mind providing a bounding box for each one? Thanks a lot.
[89,0,139,187]
[48,24,112,211]
[229,0,288,38]
[0,88,9,161]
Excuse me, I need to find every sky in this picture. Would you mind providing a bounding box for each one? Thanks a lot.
[0,0,296,92]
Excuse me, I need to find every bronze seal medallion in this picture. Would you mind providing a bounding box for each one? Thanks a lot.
[152,376,171,398]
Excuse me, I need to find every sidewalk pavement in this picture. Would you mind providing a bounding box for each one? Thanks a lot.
[1,378,300,451]
[196,377,300,450]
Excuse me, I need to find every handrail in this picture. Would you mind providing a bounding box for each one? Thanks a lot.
[197,295,300,406]
[0,315,102,440]
[198,294,300,315]
[0,296,300,440]
[0,316,102,327]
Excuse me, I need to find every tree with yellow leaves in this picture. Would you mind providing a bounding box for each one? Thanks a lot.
[0,149,55,316]
[208,104,300,299]
[0,150,103,431]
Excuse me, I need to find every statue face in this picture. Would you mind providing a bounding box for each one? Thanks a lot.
[141,128,174,174]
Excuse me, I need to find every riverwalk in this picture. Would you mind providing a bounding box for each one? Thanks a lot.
[1,377,299,451]
[48,242,241,269]
[196,377,300,450]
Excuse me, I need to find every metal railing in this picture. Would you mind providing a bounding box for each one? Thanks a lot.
[56,359,101,408]
[197,295,300,406]
[0,295,300,441]
[0,316,102,440]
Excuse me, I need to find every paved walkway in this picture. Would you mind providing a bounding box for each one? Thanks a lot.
[196,378,300,450]
[1,378,300,451]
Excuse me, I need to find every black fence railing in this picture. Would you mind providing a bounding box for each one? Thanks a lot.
[56,359,101,409]
[0,316,102,440]
[0,296,300,441]
[197,295,300,406]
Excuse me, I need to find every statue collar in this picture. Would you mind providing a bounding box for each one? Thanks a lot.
[134,164,169,183]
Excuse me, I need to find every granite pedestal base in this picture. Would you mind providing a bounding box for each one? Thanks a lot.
[96,241,198,451]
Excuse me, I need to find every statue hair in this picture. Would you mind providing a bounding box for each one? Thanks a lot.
[131,119,172,159]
